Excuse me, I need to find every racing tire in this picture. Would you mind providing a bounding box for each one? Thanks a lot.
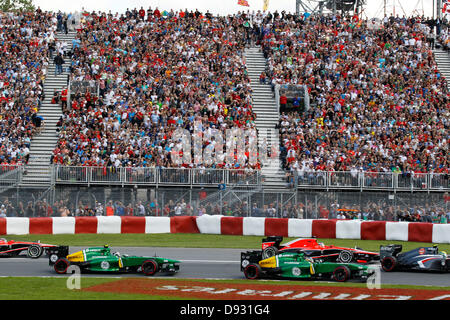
[142,259,159,276]
[27,245,43,259]
[333,266,351,282]
[54,258,70,274]
[262,246,279,260]
[381,256,397,272]
[337,250,353,263]
[244,263,262,280]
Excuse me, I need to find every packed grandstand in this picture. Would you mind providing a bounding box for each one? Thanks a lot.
[0,6,448,221]
[0,8,447,172]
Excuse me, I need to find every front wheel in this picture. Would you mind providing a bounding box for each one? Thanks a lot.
[27,245,43,259]
[142,259,159,276]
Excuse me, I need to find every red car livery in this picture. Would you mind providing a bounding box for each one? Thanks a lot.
[0,238,57,258]
[261,236,379,263]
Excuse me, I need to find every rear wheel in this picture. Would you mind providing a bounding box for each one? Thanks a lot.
[262,246,279,259]
[27,245,43,259]
[54,258,70,274]
[381,256,397,272]
[142,259,159,276]
[244,263,262,280]
[333,266,351,282]
[338,250,353,263]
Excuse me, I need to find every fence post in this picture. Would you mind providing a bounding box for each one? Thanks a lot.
[360,171,363,192]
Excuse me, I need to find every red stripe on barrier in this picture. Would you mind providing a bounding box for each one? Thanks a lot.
[120,216,146,234]
[221,217,243,235]
[0,218,5,235]
[170,216,199,234]
[408,222,433,243]
[265,218,289,237]
[29,218,53,234]
[361,221,386,240]
[75,217,98,234]
[312,220,336,239]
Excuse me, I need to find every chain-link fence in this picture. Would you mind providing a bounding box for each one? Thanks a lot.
[0,185,448,224]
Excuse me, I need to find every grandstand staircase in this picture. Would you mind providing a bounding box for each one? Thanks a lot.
[244,46,288,190]
[20,31,76,188]
[433,47,450,92]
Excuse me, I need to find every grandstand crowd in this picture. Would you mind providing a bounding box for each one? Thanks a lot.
[0,10,56,165]
[263,14,449,176]
[0,7,448,221]
[53,8,258,170]
[0,8,447,174]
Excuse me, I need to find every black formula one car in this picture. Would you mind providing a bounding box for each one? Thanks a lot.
[380,244,450,273]
[0,238,57,258]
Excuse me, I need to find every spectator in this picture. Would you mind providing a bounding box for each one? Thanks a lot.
[279,93,287,110]
[251,202,260,217]
[105,201,114,216]
[137,201,146,216]
[0,205,6,217]
[60,87,68,109]
[53,53,64,76]
[259,71,266,84]
[95,202,104,216]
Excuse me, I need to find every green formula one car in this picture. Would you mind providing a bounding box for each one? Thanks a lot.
[48,245,180,276]
[241,250,370,282]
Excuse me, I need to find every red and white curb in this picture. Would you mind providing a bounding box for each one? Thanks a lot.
[0,215,449,243]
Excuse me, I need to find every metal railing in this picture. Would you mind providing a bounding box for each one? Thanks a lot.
[53,166,261,188]
[0,165,447,192]
[53,166,448,191]
[293,170,449,192]
[0,165,23,193]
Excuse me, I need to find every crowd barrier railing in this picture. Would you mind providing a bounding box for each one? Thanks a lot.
[1,165,447,191]
[294,171,448,192]
[53,166,261,188]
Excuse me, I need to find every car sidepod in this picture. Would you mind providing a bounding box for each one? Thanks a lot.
[123,256,180,275]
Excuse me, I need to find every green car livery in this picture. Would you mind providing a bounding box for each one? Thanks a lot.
[48,245,180,276]
[241,250,370,282]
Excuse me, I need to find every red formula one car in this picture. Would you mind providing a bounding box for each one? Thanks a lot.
[261,236,379,264]
[0,238,57,259]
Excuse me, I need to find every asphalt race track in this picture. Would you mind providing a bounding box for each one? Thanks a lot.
[1,247,449,287]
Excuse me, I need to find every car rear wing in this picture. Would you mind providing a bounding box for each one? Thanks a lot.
[262,236,283,250]
[379,244,402,259]
[47,246,69,265]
